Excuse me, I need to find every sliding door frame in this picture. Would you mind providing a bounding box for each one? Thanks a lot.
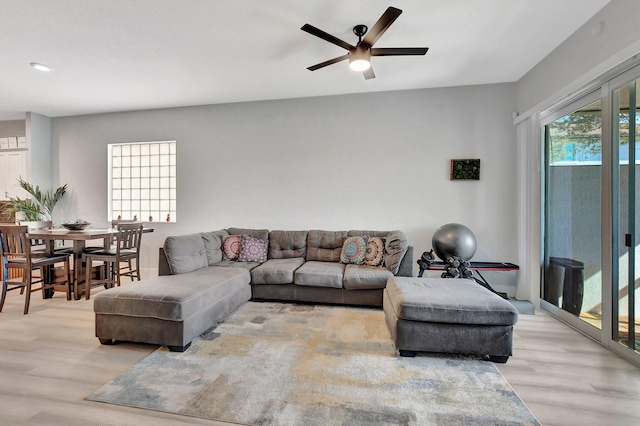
[540,88,609,342]
[608,66,640,364]
[539,64,640,367]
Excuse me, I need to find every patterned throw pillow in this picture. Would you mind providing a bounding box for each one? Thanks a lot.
[340,236,367,264]
[364,236,385,267]
[237,235,268,263]
[222,235,242,260]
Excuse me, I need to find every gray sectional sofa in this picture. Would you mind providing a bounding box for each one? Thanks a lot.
[94,227,412,351]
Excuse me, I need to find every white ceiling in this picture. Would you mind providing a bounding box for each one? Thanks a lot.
[0,0,611,120]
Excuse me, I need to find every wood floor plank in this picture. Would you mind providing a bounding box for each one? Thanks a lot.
[1,282,639,425]
[497,306,640,426]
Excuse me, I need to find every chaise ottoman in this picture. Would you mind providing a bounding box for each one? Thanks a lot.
[383,276,518,363]
[94,266,251,352]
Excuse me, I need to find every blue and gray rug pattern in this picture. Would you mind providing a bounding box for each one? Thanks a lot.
[88,302,539,425]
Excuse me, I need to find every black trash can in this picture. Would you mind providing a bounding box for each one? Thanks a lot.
[546,257,585,316]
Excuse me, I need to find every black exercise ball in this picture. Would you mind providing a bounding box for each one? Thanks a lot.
[432,223,477,262]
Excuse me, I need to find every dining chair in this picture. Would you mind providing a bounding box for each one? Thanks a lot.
[0,225,72,314]
[18,220,52,254]
[83,219,136,253]
[83,223,144,300]
[18,220,73,255]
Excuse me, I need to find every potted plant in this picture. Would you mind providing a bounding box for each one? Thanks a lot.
[2,178,68,222]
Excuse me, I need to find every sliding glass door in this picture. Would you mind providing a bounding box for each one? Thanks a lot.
[543,95,603,337]
[612,78,640,356]
[541,66,640,365]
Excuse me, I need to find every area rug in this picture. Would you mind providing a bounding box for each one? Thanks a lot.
[87,302,539,425]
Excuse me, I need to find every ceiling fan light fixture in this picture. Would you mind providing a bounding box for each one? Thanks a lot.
[349,47,371,72]
[349,58,370,72]
[30,62,52,72]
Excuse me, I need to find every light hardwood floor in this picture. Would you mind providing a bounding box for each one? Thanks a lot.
[1,283,639,426]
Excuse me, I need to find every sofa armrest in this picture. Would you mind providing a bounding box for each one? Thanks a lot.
[158,247,172,276]
[396,246,414,277]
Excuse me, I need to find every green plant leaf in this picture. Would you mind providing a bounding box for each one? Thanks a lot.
[1,178,68,221]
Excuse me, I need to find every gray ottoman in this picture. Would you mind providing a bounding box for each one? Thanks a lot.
[94,266,251,352]
[383,277,518,363]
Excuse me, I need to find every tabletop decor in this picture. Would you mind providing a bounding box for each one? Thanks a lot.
[62,220,91,231]
[88,302,539,425]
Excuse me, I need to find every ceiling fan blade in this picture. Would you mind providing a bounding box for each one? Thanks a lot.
[301,24,354,51]
[363,67,376,80]
[307,54,349,71]
[361,7,402,49]
[371,47,429,56]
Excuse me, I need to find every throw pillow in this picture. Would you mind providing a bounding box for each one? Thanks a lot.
[237,235,268,263]
[340,236,367,264]
[384,230,409,274]
[364,236,385,267]
[222,235,242,261]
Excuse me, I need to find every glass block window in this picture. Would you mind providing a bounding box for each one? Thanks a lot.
[108,141,176,223]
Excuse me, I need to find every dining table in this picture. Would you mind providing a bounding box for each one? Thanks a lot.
[28,227,153,300]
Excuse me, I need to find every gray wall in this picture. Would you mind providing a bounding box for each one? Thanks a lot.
[51,83,520,294]
[517,0,640,114]
[26,113,52,188]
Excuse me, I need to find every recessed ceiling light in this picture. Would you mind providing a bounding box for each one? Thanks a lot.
[30,62,52,72]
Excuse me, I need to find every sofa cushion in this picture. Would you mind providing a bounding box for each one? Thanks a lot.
[227,227,269,241]
[348,230,389,238]
[93,266,250,321]
[163,234,208,275]
[385,277,519,326]
[201,229,229,265]
[268,230,308,259]
[215,259,261,270]
[340,236,367,264]
[306,230,347,262]
[251,258,305,284]
[384,230,409,274]
[343,264,393,290]
[364,236,385,267]
[294,261,345,288]
[222,235,242,260]
[237,235,268,263]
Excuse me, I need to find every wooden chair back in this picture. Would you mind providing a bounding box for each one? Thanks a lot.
[0,225,32,272]
[82,223,143,299]
[1,224,73,313]
[116,223,144,253]
[111,219,136,228]
[18,220,53,248]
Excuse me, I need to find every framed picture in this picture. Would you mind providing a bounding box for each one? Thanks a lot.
[450,159,480,181]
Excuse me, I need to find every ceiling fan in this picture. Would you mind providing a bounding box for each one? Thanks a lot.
[301,6,428,80]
